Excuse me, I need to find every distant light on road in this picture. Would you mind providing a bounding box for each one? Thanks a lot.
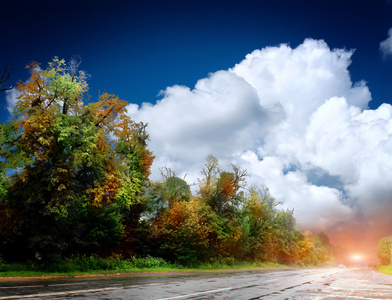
[350,254,363,261]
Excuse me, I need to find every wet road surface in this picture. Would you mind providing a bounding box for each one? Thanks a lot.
[0,267,391,299]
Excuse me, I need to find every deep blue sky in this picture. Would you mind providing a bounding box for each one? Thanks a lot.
[1,0,391,122]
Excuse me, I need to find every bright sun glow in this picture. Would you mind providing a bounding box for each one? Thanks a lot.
[350,254,363,261]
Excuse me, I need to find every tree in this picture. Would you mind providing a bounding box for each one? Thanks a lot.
[198,154,219,197]
[312,232,333,264]
[199,156,248,217]
[0,170,23,259]
[296,230,317,264]
[377,236,392,265]
[149,195,214,265]
[240,186,281,261]
[0,58,153,260]
[119,168,191,258]
[196,156,249,258]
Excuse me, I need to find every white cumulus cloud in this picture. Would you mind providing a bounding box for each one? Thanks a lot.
[380,28,392,58]
[5,88,20,114]
[5,65,42,114]
[126,38,392,236]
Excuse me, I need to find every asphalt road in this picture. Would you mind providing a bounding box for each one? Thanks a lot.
[0,267,391,299]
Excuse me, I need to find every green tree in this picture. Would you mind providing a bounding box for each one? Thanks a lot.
[296,230,317,264]
[146,170,197,263]
[294,231,334,265]
[377,236,392,265]
[196,156,248,259]
[148,194,214,265]
[312,232,333,264]
[0,58,153,260]
[149,167,192,210]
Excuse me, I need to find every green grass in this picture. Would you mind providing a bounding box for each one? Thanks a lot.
[0,256,173,277]
[0,256,293,278]
[194,259,289,270]
[379,265,392,275]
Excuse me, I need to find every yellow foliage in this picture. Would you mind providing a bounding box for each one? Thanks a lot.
[57,184,66,191]
[87,158,121,207]
[90,93,128,128]
[219,174,236,198]
[141,150,154,177]
[167,201,186,229]
[249,199,264,219]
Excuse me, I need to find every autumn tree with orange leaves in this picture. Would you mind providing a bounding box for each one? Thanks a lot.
[0,58,153,260]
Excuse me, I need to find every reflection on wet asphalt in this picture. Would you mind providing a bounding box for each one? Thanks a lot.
[1,268,391,299]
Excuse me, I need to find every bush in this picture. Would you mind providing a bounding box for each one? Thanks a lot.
[0,257,5,272]
[38,255,114,273]
[129,256,169,268]
[30,255,171,273]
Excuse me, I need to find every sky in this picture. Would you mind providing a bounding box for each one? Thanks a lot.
[1,0,392,259]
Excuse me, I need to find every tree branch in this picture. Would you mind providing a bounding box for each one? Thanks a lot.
[0,67,14,93]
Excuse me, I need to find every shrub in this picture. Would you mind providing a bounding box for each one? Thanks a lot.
[129,256,169,268]
[0,257,5,272]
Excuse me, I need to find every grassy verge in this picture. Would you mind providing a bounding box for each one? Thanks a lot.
[0,256,293,278]
[378,265,392,275]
